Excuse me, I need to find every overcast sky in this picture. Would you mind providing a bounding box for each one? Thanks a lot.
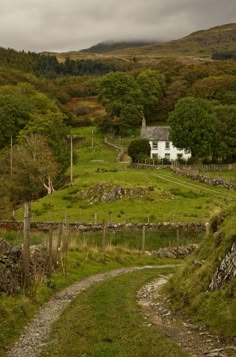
[0,0,235,52]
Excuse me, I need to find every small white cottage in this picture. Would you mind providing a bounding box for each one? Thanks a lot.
[141,117,191,161]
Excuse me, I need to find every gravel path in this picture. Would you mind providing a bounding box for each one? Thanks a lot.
[138,277,236,357]
[8,265,175,357]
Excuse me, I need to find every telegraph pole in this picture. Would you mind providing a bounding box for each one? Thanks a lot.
[70,135,73,186]
[10,136,13,176]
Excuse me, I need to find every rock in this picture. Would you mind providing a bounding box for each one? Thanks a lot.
[209,242,236,291]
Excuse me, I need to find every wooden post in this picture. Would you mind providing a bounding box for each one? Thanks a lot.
[48,228,53,277]
[94,212,97,225]
[92,128,94,149]
[70,136,73,186]
[142,225,146,254]
[23,201,31,290]
[102,220,106,251]
[205,222,210,236]
[10,136,13,176]
[56,223,63,263]
[176,228,180,259]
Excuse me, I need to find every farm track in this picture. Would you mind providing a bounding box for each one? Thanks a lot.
[7,265,176,357]
[138,277,236,357]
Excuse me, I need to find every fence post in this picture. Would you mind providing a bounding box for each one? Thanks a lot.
[102,220,106,251]
[142,225,146,254]
[23,201,31,290]
[94,212,97,225]
[176,228,179,258]
[48,227,53,277]
[205,222,210,236]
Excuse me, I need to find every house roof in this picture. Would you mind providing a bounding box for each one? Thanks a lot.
[141,126,170,141]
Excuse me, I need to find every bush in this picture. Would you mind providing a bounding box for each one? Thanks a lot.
[128,139,151,162]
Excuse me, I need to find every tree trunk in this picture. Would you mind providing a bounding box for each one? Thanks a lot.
[23,201,31,290]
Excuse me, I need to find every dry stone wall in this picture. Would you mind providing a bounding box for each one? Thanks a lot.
[209,242,236,291]
[172,167,236,191]
[0,221,205,233]
[0,239,48,294]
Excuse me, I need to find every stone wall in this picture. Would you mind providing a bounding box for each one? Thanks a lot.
[0,221,205,233]
[151,244,198,259]
[103,137,126,162]
[171,167,236,191]
[0,239,48,294]
[209,242,236,291]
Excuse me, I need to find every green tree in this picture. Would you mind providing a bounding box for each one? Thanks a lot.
[137,69,166,120]
[18,112,70,174]
[0,94,31,148]
[168,97,216,159]
[128,139,151,162]
[214,105,236,162]
[98,72,143,135]
[0,135,58,288]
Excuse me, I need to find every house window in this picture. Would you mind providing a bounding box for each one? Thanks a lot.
[165,153,170,160]
[152,141,158,149]
[165,141,170,150]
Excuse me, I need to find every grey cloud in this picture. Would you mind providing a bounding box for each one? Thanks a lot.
[0,0,235,52]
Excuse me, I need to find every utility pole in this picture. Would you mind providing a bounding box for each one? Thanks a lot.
[70,135,73,186]
[91,128,94,149]
[10,136,13,176]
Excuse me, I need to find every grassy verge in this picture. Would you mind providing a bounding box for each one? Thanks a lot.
[41,268,187,357]
[164,206,236,337]
[0,247,178,356]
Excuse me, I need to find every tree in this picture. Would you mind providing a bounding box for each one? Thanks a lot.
[0,135,58,288]
[213,105,236,162]
[137,69,166,120]
[168,97,216,160]
[18,112,70,174]
[0,94,31,149]
[128,139,151,162]
[98,72,143,135]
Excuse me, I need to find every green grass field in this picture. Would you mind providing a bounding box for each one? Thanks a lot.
[41,268,187,357]
[15,126,236,224]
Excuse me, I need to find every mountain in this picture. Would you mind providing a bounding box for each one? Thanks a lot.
[80,40,159,54]
[106,23,236,57]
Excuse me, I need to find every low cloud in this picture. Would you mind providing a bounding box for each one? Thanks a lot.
[0,0,235,52]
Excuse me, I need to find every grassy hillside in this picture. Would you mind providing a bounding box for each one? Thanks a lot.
[107,23,236,58]
[15,126,236,224]
[164,206,236,336]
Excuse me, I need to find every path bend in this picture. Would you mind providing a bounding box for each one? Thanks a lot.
[8,265,176,357]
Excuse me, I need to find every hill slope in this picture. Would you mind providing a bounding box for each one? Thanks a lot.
[165,206,236,337]
[107,23,236,57]
[80,40,159,54]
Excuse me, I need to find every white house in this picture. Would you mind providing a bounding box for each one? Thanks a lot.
[141,117,191,161]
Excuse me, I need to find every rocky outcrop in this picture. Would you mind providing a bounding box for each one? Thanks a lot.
[0,239,48,294]
[152,244,198,259]
[209,243,236,291]
[81,183,150,204]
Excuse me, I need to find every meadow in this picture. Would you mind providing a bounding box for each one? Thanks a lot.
[15,126,236,224]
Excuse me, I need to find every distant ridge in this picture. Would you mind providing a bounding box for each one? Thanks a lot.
[105,23,236,57]
[80,40,160,54]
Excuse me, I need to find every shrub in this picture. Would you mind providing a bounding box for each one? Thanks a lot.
[128,139,151,162]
